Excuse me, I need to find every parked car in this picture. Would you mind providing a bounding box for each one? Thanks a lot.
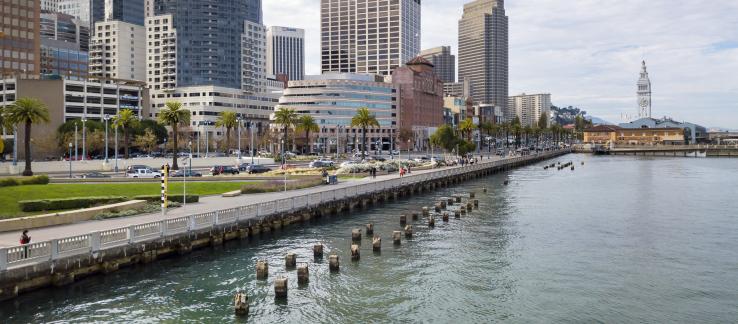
[77,172,111,179]
[340,160,359,168]
[367,156,386,162]
[413,156,431,163]
[211,165,240,176]
[170,170,202,177]
[127,169,162,178]
[238,163,251,171]
[127,165,153,173]
[309,160,330,168]
[245,164,271,174]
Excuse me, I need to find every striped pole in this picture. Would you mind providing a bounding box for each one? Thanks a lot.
[161,164,169,216]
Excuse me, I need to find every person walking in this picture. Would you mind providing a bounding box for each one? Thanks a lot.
[20,230,31,258]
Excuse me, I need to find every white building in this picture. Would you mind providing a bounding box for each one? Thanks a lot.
[42,0,61,12]
[508,93,551,128]
[637,60,652,119]
[266,26,305,81]
[320,0,421,76]
[145,14,177,91]
[242,21,267,95]
[90,20,146,82]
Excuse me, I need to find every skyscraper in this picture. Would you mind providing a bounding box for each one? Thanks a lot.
[418,46,455,83]
[458,0,508,120]
[152,0,264,89]
[508,93,551,128]
[267,26,305,81]
[57,0,144,27]
[637,61,652,119]
[321,0,421,76]
[90,20,146,81]
[103,0,146,26]
[0,0,41,78]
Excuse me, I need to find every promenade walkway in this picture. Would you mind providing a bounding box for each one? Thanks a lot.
[0,156,507,247]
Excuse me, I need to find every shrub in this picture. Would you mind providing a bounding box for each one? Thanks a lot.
[241,176,322,194]
[18,196,127,212]
[132,194,199,203]
[0,175,49,188]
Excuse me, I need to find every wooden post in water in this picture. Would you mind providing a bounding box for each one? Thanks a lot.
[373,236,381,252]
[428,216,435,228]
[329,254,340,272]
[297,264,309,285]
[422,207,429,216]
[313,244,324,259]
[352,229,362,241]
[234,292,249,316]
[393,231,402,245]
[256,260,268,280]
[400,215,407,225]
[285,253,297,269]
[351,244,360,261]
[443,212,449,222]
[404,225,413,238]
[366,223,374,235]
[274,276,288,299]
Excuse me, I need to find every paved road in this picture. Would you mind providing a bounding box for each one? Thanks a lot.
[0,155,510,247]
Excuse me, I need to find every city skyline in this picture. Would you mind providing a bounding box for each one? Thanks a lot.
[264,0,738,128]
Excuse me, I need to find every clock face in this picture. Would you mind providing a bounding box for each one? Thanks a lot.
[640,98,650,108]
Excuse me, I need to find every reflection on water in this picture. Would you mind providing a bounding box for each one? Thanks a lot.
[2,155,737,323]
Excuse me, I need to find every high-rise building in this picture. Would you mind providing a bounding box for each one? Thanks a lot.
[267,26,305,81]
[418,46,455,83]
[57,0,144,27]
[321,0,422,76]
[90,20,146,81]
[150,0,263,89]
[242,21,267,95]
[42,0,61,12]
[458,0,509,120]
[40,12,89,51]
[0,0,41,78]
[508,93,551,128]
[637,60,652,119]
[39,12,90,80]
[444,77,471,98]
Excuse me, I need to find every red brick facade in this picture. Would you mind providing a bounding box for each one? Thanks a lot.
[392,57,445,132]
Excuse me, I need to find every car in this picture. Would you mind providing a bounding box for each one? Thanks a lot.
[127,165,153,173]
[170,170,202,177]
[237,163,252,171]
[309,160,334,168]
[77,172,111,179]
[245,164,271,174]
[127,169,162,178]
[340,160,360,168]
[391,150,400,155]
[367,156,386,162]
[413,156,431,163]
[211,165,240,176]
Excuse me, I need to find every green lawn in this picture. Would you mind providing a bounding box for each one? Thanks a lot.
[0,181,257,218]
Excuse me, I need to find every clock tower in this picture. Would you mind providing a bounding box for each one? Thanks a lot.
[637,60,652,118]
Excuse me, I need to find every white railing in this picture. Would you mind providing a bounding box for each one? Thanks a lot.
[0,149,569,271]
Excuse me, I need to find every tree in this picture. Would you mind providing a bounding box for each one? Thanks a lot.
[158,101,191,170]
[295,115,319,154]
[351,107,379,159]
[215,111,238,155]
[273,107,298,155]
[459,118,477,141]
[430,124,459,153]
[134,129,158,154]
[538,112,549,129]
[112,109,139,159]
[4,98,50,176]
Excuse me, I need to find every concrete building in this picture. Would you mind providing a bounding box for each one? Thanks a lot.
[266,26,305,82]
[475,103,503,125]
[444,96,474,127]
[42,0,61,12]
[242,21,267,95]
[149,86,278,151]
[418,46,455,83]
[56,0,144,27]
[320,0,422,76]
[278,73,397,153]
[57,0,103,28]
[151,0,263,89]
[708,131,738,145]
[508,93,551,128]
[38,12,89,80]
[390,57,445,150]
[0,77,147,159]
[0,0,41,78]
[443,77,471,98]
[40,12,89,52]
[584,125,685,146]
[637,60,652,119]
[103,0,145,26]
[89,20,146,82]
[619,117,707,144]
[458,0,509,120]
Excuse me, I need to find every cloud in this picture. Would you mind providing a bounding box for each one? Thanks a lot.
[264,0,738,128]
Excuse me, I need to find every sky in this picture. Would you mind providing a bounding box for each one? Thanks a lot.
[264,0,738,129]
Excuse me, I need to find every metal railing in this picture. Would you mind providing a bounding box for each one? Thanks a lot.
[0,150,567,271]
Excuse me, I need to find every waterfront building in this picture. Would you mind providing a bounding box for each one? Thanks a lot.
[320,0,422,76]
[583,125,685,145]
[619,117,707,144]
[444,77,471,98]
[266,26,305,82]
[508,93,551,128]
[418,46,455,83]
[0,77,147,159]
[458,0,509,120]
[390,57,445,150]
[637,60,652,119]
[0,0,41,78]
[89,20,146,82]
[444,96,474,127]
[150,0,263,89]
[278,73,397,153]
[708,131,738,145]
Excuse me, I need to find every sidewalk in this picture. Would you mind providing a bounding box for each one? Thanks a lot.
[0,156,504,247]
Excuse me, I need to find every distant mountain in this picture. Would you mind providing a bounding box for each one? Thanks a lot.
[550,105,588,125]
[587,116,614,125]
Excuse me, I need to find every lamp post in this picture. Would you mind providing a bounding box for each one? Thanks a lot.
[250,122,255,165]
[68,143,73,178]
[12,126,17,166]
[237,117,242,160]
[205,126,209,158]
[74,122,78,161]
[196,124,201,159]
[281,138,286,192]
[81,118,87,161]
[184,141,191,208]
[103,114,110,163]
[114,120,119,173]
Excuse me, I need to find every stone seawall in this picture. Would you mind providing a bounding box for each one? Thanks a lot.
[0,151,568,301]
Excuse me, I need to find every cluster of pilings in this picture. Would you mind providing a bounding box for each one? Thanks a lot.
[544,161,578,171]
[234,190,482,316]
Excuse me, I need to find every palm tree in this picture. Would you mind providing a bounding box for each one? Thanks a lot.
[215,111,238,155]
[112,109,139,159]
[4,98,50,176]
[273,107,298,155]
[351,107,379,159]
[158,101,191,170]
[459,118,477,141]
[295,115,319,154]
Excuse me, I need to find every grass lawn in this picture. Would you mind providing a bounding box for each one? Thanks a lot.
[0,181,258,218]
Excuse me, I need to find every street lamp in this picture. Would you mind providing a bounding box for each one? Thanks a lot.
[237,117,242,160]
[184,141,192,208]
[281,139,287,192]
[68,143,73,178]
[103,114,110,163]
[74,121,78,161]
[81,118,87,161]
[114,119,119,173]
[249,122,255,165]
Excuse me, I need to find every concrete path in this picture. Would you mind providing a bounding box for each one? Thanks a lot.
[0,156,508,247]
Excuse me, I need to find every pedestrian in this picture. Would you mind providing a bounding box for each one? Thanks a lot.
[372,167,377,179]
[399,167,405,177]
[20,230,31,258]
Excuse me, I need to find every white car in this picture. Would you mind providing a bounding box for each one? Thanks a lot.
[127,169,162,178]
[340,161,359,168]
